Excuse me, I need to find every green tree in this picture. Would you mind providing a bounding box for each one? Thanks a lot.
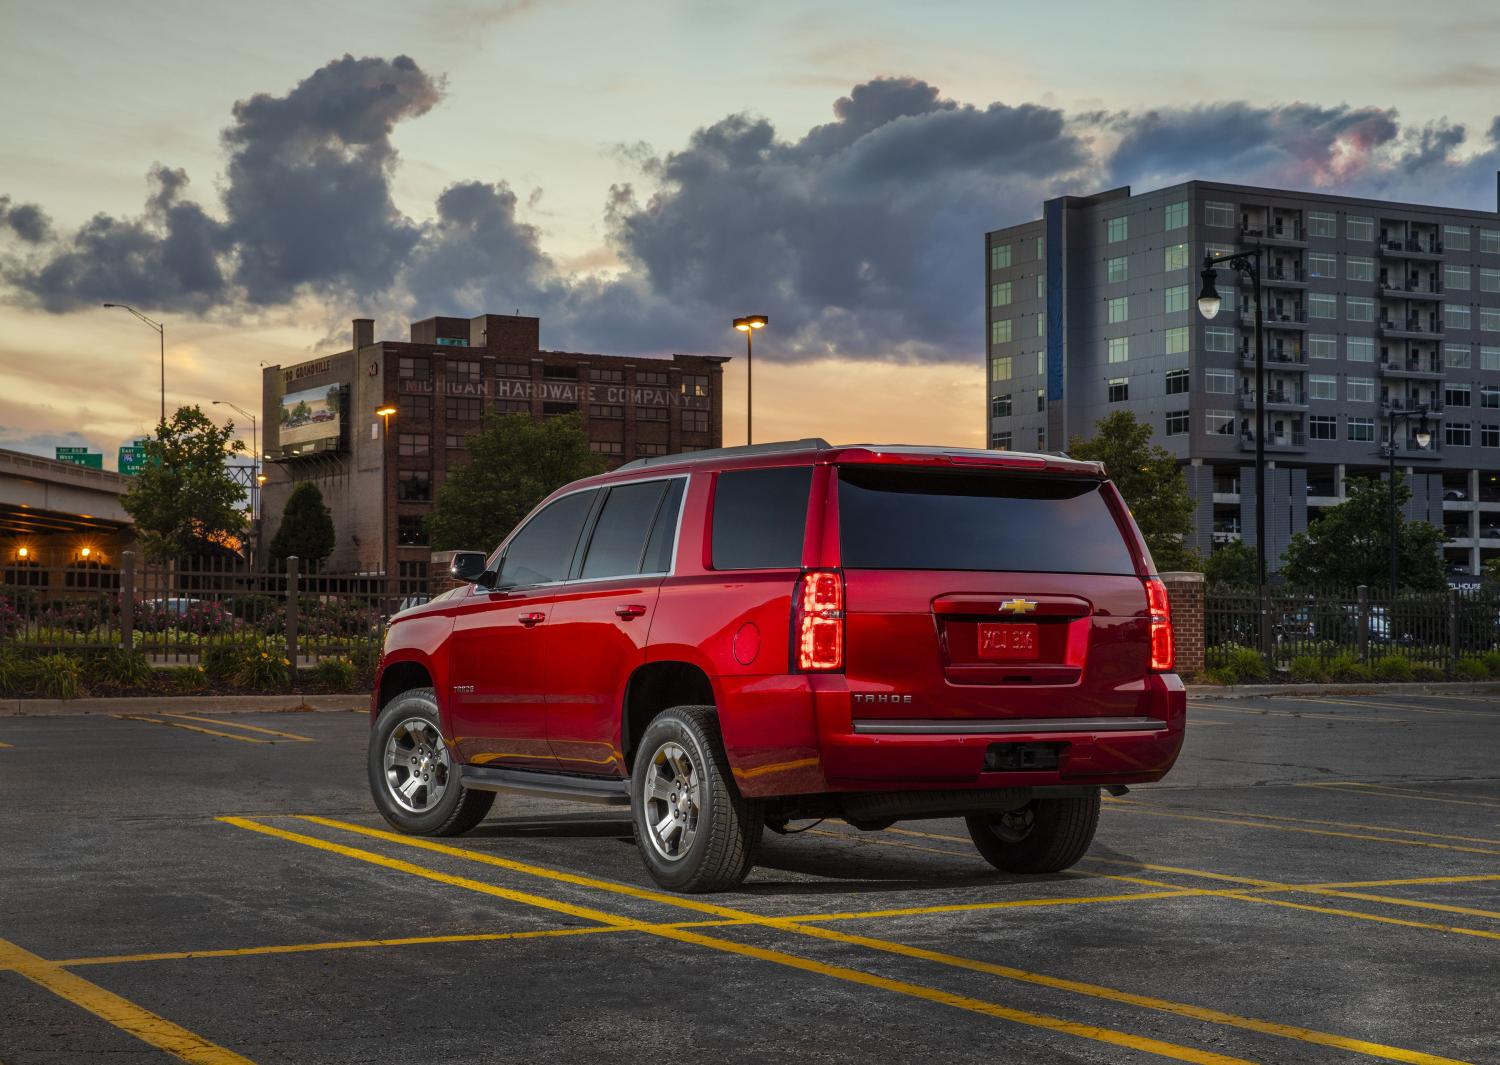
[1067,411,1199,571]
[122,406,247,561]
[1485,556,1500,585]
[269,482,336,566]
[1281,473,1445,591]
[1204,539,1257,587]
[428,412,606,551]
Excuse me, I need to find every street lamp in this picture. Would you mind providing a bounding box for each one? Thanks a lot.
[375,405,397,432]
[103,303,166,427]
[211,400,259,522]
[1383,403,1433,603]
[1198,247,1268,655]
[732,315,767,445]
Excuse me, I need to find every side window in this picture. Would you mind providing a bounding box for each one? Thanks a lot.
[498,490,597,587]
[642,478,687,574]
[711,467,813,570]
[580,481,669,579]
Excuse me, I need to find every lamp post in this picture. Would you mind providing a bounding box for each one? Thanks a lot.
[375,405,398,582]
[103,303,166,427]
[732,315,767,445]
[211,400,258,520]
[1382,404,1433,603]
[1198,246,1268,655]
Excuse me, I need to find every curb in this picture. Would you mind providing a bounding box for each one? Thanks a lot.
[0,693,368,717]
[1187,681,1500,700]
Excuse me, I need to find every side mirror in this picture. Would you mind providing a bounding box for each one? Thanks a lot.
[449,550,489,584]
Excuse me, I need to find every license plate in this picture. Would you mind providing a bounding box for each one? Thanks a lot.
[977,623,1039,661]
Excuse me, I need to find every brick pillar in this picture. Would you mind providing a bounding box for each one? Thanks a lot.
[1160,571,1205,678]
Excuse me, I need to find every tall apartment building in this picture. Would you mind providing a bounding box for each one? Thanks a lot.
[260,313,727,581]
[985,181,1500,576]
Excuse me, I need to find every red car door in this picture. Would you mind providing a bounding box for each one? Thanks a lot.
[545,477,686,775]
[446,488,598,768]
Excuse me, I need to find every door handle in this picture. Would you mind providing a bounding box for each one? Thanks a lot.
[614,604,648,620]
[518,612,546,627]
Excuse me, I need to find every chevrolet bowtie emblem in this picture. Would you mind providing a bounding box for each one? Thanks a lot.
[999,598,1038,614]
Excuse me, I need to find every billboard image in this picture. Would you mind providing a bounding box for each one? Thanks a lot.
[279,384,344,452]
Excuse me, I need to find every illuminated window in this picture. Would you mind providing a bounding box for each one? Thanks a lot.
[1107,337,1129,363]
[990,243,1012,270]
[1165,326,1189,354]
[1164,243,1189,272]
[991,320,1013,345]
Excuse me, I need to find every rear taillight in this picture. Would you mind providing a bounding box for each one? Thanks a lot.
[794,569,844,672]
[1144,576,1174,672]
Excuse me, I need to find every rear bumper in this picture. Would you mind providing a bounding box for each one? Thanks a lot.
[716,672,1186,797]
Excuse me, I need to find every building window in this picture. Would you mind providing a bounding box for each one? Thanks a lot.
[1164,285,1189,314]
[637,370,669,387]
[398,357,430,379]
[1307,253,1337,278]
[680,374,709,398]
[1480,385,1500,409]
[397,433,429,458]
[589,440,624,456]
[1446,343,1472,368]
[542,401,579,416]
[1482,308,1500,333]
[1205,202,1234,228]
[991,393,1012,418]
[494,399,528,414]
[990,431,1012,450]
[1309,374,1337,401]
[543,364,578,380]
[991,356,1013,382]
[1482,229,1500,255]
[1446,304,1472,330]
[1107,337,1129,363]
[1205,327,1234,352]
[1164,201,1188,230]
[1107,217,1128,243]
[1165,326,1189,354]
[1481,425,1500,448]
[1309,293,1338,319]
[1036,351,1046,375]
[589,367,624,384]
[1035,275,1045,299]
[445,432,468,449]
[1484,346,1500,371]
[1445,265,1471,291]
[991,281,1012,307]
[990,243,1012,270]
[497,362,529,378]
[991,319,1013,345]
[1206,410,1234,436]
[1157,368,1187,396]
[446,396,484,421]
[1165,411,1189,437]
[1205,369,1234,394]
[1480,269,1500,294]
[682,410,710,433]
[398,394,431,420]
[636,443,668,457]
[1107,296,1129,323]
[637,406,668,422]
[1037,312,1045,338]
[1446,422,1471,447]
[1107,256,1128,283]
[397,470,431,502]
[1347,336,1374,362]
[1309,334,1337,359]
[1347,417,1375,442]
[1107,378,1129,403]
[1346,296,1374,322]
[1036,428,1047,450]
[1347,377,1376,403]
[397,515,429,546]
[1446,382,1472,407]
[1346,257,1375,282]
[1445,225,1471,251]
[1164,243,1189,272]
[589,404,624,419]
[1346,216,1374,241]
[448,360,482,385]
[1309,211,1338,238]
[1029,388,1041,412]
[1036,235,1045,258]
[1309,415,1338,440]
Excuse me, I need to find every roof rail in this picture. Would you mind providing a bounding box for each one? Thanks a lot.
[615,438,831,471]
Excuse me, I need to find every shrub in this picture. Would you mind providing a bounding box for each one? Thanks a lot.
[1410,662,1444,683]
[1455,656,1490,681]
[233,649,291,690]
[1325,653,1372,683]
[1288,655,1329,684]
[311,656,357,692]
[169,665,209,693]
[1223,646,1269,684]
[349,642,380,690]
[0,598,20,639]
[1200,668,1233,685]
[85,649,154,691]
[1481,650,1500,678]
[200,643,248,683]
[1372,655,1414,682]
[41,598,109,633]
[29,653,84,699]
[0,650,31,695]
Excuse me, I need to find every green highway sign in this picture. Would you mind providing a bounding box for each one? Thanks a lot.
[118,441,152,476]
[55,447,103,469]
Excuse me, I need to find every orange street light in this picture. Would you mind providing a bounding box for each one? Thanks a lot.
[731,315,768,445]
[375,404,397,432]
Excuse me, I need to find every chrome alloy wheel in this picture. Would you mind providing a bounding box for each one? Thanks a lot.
[643,741,701,862]
[989,805,1036,843]
[384,717,452,814]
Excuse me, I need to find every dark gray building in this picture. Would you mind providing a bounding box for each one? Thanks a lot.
[985,181,1500,576]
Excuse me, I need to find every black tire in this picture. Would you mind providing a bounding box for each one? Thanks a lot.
[630,705,761,893]
[965,792,1100,874]
[368,688,494,837]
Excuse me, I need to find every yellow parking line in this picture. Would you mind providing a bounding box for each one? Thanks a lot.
[160,713,314,742]
[288,815,1467,1065]
[1298,782,1500,810]
[0,937,253,1065]
[221,817,1244,1065]
[114,715,267,745]
[1189,807,1500,847]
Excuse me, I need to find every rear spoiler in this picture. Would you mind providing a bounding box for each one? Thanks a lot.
[825,445,1105,478]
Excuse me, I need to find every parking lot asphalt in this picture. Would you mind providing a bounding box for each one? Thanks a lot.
[1,691,1498,1065]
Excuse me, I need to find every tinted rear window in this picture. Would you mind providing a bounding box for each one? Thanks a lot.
[836,466,1135,575]
[712,466,812,570]
[581,480,669,579]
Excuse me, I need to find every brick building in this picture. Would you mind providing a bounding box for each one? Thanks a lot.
[259,313,727,582]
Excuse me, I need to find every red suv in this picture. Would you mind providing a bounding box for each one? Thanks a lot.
[368,440,1185,892]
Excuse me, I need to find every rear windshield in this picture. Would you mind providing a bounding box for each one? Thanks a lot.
[836,465,1136,575]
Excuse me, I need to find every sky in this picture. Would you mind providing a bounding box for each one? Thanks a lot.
[3,0,1500,466]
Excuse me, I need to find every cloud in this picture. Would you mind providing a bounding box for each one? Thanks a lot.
[4,62,1500,364]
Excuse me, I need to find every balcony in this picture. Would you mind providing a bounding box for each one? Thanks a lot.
[1241,222,1307,247]
[1379,237,1443,261]
[1379,316,1443,340]
[1238,388,1308,411]
[1386,439,1443,460]
[1380,280,1444,302]
[1239,430,1308,453]
[1380,400,1445,419]
[1242,308,1309,330]
[1378,357,1445,379]
[1258,265,1308,289]
[1240,349,1310,372]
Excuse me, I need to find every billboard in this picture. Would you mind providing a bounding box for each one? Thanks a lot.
[279,384,344,454]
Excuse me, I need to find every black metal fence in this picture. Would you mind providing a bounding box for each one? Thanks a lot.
[0,552,430,667]
[1206,584,1500,670]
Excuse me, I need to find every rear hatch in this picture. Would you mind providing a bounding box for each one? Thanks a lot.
[835,462,1156,724]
